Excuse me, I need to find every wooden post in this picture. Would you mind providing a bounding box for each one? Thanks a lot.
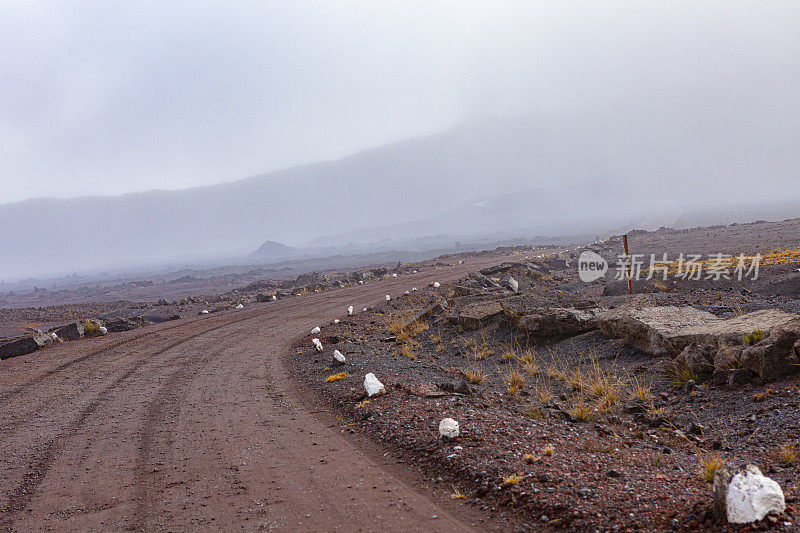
[623,234,633,295]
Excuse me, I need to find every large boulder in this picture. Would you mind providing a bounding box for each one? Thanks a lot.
[479,262,525,276]
[515,307,600,339]
[0,332,53,359]
[675,344,716,375]
[52,321,85,341]
[103,317,146,332]
[598,306,799,356]
[714,464,785,524]
[467,271,501,289]
[740,321,800,380]
[448,299,505,330]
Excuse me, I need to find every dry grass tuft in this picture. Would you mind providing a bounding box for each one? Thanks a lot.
[774,442,797,464]
[523,453,539,464]
[450,487,466,499]
[628,378,653,402]
[397,344,417,360]
[325,371,348,383]
[534,384,553,404]
[668,359,699,385]
[502,474,523,486]
[699,454,724,484]
[569,400,594,422]
[504,370,526,396]
[463,365,487,384]
[386,315,429,342]
[524,402,545,420]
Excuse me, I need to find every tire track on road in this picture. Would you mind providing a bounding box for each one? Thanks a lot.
[0,312,273,530]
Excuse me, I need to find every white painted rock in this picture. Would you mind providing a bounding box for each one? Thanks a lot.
[412,287,418,292]
[333,350,346,364]
[439,418,460,439]
[333,319,340,324]
[359,280,364,285]
[433,282,440,288]
[99,326,108,335]
[508,276,519,292]
[200,310,209,314]
[310,326,321,334]
[404,290,410,295]
[50,332,59,340]
[392,273,398,278]
[236,303,244,309]
[363,307,368,312]
[385,295,391,301]
[347,305,354,316]
[271,295,277,301]
[312,338,323,352]
[726,465,785,523]
[364,373,386,397]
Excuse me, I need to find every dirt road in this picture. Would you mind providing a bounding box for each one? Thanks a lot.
[0,256,514,531]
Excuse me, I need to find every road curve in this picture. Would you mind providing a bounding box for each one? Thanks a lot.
[0,255,513,532]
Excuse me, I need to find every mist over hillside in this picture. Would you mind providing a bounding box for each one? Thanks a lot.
[1,102,798,281]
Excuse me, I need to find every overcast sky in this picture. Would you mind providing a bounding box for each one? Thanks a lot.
[1,0,798,204]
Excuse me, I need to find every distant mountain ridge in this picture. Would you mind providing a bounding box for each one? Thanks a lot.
[249,240,300,260]
[1,101,797,279]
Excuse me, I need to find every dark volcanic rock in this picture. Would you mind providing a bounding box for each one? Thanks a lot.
[52,321,85,341]
[104,317,146,332]
[0,333,53,359]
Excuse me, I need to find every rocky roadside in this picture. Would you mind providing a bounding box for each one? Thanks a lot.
[292,247,800,531]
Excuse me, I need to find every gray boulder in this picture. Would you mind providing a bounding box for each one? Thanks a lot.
[598,306,799,356]
[449,299,505,330]
[516,307,600,339]
[740,321,800,380]
[675,344,716,375]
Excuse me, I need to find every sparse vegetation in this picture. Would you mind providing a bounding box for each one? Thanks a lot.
[699,454,724,484]
[325,371,348,382]
[752,389,773,402]
[743,329,764,345]
[668,359,698,385]
[386,314,429,342]
[524,402,545,420]
[463,365,487,384]
[504,370,526,395]
[522,453,539,464]
[569,400,594,422]
[628,378,653,402]
[501,349,517,363]
[774,442,797,464]
[397,344,417,360]
[534,383,553,404]
[83,320,102,337]
[467,335,495,360]
[502,474,523,486]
